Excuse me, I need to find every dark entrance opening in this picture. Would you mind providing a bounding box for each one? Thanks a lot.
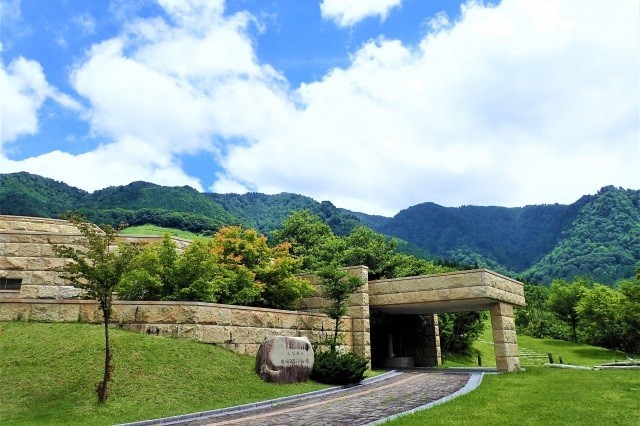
[370,311,439,369]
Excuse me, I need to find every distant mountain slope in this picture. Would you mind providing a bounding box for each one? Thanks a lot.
[523,187,640,284]
[1,172,638,283]
[208,193,362,236]
[338,208,391,230]
[372,201,590,272]
[0,173,238,233]
[0,172,87,217]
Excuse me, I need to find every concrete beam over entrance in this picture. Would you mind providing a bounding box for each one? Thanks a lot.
[368,269,525,314]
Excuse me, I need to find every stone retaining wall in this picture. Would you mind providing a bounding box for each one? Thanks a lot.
[0,215,191,300]
[0,299,351,356]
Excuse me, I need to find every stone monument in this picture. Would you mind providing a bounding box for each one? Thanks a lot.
[255,336,314,383]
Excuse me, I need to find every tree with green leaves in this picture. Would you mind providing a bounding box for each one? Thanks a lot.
[272,210,345,271]
[576,284,626,350]
[317,264,365,352]
[341,226,400,279]
[50,214,138,403]
[546,278,590,342]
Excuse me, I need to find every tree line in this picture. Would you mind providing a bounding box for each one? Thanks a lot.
[516,272,640,355]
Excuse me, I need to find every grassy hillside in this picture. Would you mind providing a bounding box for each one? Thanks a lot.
[119,224,204,240]
[390,368,640,425]
[2,321,637,425]
[0,322,328,425]
[393,321,639,425]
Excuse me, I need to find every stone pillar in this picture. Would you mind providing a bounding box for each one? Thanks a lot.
[423,314,442,367]
[490,302,520,372]
[345,266,371,366]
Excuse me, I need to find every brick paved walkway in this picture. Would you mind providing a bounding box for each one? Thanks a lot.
[181,372,472,426]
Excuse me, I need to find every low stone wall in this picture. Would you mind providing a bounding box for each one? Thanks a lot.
[0,299,351,356]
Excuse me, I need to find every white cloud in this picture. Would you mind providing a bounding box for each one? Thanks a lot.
[0,137,203,191]
[73,13,97,36]
[320,0,402,27]
[0,46,81,149]
[215,0,639,215]
[4,0,638,217]
[3,0,289,192]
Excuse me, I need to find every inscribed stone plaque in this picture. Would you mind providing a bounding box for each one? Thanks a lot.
[255,336,314,383]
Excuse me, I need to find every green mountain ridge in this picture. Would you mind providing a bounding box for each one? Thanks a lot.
[1,172,638,284]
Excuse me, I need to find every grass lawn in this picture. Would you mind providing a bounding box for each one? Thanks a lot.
[390,320,640,425]
[0,322,329,425]
[442,319,631,368]
[388,367,640,425]
[119,224,204,240]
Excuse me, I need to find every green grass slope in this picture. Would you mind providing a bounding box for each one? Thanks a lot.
[119,224,204,240]
[0,322,328,425]
[394,323,639,425]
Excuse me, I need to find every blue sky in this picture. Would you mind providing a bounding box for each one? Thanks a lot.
[1,0,638,216]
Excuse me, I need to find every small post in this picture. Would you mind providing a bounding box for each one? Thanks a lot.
[548,353,554,364]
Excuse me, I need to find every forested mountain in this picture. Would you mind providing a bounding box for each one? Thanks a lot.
[208,193,361,236]
[523,187,640,284]
[0,172,87,217]
[356,186,638,284]
[0,172,361,236]
[1,172,638,284]
[367,198,592,273]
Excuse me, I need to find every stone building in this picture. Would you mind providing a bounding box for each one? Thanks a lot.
[0,215,525,372]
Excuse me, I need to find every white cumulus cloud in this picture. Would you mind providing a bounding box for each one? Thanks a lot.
[320,0,402,27]
[214,0,639,215]
[0,45,81,150]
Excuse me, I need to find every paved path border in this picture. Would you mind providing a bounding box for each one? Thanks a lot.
[119,371,402,426]
[121,370,484,426]
[365,372,484,425]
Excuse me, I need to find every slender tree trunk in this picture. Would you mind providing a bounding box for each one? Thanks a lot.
[332,316,340,353]
[571,320,578,343]
[99,308,110,403]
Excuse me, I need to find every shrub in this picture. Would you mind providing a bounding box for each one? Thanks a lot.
[311,350,368,385]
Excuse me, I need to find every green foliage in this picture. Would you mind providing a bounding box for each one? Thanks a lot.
[209,193,362,236]
[438,311,487,355]
[515,284,571,340]
[546,278,590,342]
[0,172,86,217]
[271,210,345,271]
[310,350,368,385]
[49,214,138,403]
[517,274,640,355]
[577,284,628,352]
[118,227,313,310]
[341,226,401,279]
[525,187,640,284]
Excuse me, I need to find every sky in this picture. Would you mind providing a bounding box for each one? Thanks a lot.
[1,0,638,217]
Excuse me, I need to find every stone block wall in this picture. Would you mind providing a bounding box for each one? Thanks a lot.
[0,215,192,300]
[0,299,351,356]
[0,216,83,300]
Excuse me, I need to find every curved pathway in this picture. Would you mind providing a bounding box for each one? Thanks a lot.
[178,371,476,426]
